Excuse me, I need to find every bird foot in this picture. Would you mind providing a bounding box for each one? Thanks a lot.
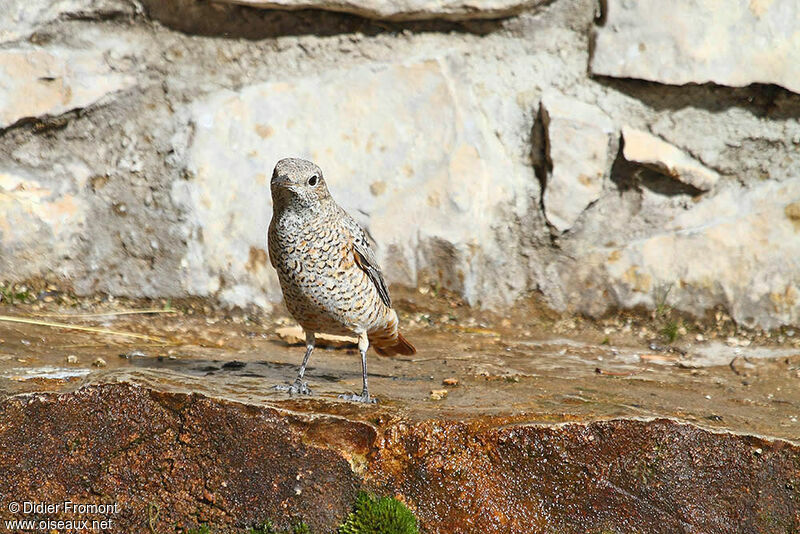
[274,379,312,396]
[338,390,377,404]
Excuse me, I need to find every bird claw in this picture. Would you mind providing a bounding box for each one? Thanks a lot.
[274,379,312,396]
[338,391,377,404]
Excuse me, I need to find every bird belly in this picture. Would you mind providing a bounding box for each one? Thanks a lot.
[275,245,389,336]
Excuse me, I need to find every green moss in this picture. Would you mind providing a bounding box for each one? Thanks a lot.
[338,492,418,534]
[181,492,419,534]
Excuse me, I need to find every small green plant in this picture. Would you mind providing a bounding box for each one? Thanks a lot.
[651,282,685,344]
[0,284,33,305]
[338,492,418,534]
[653,283,673,318]
[660,320,681,343]
[180,492,419,534]
[248,523,275,534]
[248,521,310,534]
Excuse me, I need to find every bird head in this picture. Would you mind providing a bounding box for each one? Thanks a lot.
[270,157,332,213]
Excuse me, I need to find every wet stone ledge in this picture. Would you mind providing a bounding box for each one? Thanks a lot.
[0,383,797,533]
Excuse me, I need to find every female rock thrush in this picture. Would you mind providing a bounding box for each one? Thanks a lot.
[268,158,415,403]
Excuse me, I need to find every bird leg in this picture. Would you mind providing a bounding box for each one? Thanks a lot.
[339,332,377,404]
[274,331,314,395]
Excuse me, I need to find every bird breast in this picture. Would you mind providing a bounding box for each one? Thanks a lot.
[269,211,384,335]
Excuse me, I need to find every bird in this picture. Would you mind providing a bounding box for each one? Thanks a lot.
[267,157,415,403]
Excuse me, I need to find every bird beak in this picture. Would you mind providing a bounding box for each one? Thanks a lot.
[271,175,292,188]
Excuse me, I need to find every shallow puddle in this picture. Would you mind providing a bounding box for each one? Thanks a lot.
[0,305,798,441]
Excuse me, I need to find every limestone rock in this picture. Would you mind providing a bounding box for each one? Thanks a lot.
[1,0,133,43]
[621,126,719,192]
[174,59,532,309]
[540,92,615,232]
[562,180,800,329]
[0,46,136,129]
[591,0,800,94]
[216,0,546,21]
[0,167,88,279]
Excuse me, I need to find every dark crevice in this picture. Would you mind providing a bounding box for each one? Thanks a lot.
[0,109,84,139]
[529,103,563,245]
[530,103,550,202]
[59,5,141,24]
[585,0,605,78]
[139,0,509,39]
[610,140,704,198]
[594,76,800,120]
[594,0,607,26]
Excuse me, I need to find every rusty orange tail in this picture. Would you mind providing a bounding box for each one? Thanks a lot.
[372,331,416,356]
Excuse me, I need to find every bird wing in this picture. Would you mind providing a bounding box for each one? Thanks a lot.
[341,212,392,308]
[267,219,278,268]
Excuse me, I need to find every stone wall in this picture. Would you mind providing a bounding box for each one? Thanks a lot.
[1,0,799,328]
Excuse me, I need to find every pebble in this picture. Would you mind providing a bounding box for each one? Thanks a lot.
[725,337,750,347]
[66,355,78,364]
[275,325,355,348]
[119,350,146,359]
[92,357,107,368]
[430,389,448,401]
[442,377,459,386]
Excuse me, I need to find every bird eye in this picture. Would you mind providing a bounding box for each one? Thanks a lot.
[308,175,319,186]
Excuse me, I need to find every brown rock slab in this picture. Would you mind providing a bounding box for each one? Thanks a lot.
[0,383,798,533]
[373,418,800,532]
[0,384,367,533]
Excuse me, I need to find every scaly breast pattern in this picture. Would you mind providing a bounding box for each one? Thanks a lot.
[269,212,392,336]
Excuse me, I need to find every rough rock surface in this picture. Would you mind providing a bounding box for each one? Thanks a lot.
[0,44,136,129]
[0,384,797,533]
[217,0,546,21]
[0,385,364,533]
[0,0,799,328]
[0,0,135,44]
[539,91,615,232]
[621,126,719,192]
[0,168,89,280]
[175,58,538,308]
[591,0,800,95]
[563,179,800,329]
